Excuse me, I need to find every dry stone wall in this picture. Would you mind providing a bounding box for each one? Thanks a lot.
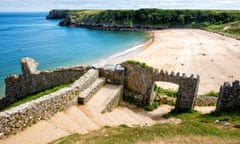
[99,64,125,85]
[195,96,217,106]
[1,57,91,110]
[0,68,99,137]
[153,69,200,111]
[0,57,202,137]
[216,80,240,112]
[122,62,200,111]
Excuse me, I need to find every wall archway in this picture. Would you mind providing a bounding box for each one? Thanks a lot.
[122,62,200,111]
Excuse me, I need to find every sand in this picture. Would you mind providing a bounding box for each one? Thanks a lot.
[128,29,240,94]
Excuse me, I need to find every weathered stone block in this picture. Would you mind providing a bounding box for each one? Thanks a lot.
[217,80,240,112]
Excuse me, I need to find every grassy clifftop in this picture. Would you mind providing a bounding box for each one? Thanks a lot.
[47,9,240,37]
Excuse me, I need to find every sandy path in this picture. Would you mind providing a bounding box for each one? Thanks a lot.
[131,29,240,94]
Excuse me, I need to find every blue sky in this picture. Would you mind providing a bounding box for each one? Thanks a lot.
[1,0,240,12]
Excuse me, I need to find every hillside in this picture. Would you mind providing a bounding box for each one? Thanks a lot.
[47,9,240,35]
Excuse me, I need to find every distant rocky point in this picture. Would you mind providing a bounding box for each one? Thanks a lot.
[46,9,240,31]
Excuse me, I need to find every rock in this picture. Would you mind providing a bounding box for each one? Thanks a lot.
[21,57,39,75]
[224,122,230,127]
[46,10,69,19]
[214,120,220,123]
[0,132,5,139]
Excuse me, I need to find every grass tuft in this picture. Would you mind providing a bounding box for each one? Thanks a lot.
[199,91,219,97]
[154,84,177,98]
[126,60,154,71]
[49,133,80,144]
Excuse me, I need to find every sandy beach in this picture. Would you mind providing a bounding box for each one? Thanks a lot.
[127,29,240,94]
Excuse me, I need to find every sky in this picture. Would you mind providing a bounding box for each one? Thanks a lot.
[0,0,240,12]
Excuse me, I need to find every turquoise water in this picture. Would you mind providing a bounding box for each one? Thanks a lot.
[0,12,149,97]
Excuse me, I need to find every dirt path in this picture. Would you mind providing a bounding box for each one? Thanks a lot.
[132,29,240,94]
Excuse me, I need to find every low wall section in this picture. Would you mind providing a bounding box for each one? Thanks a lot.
[0,57,91,110]
[0,68,98,137]
[216,80,240,112]
[99,64,125,85]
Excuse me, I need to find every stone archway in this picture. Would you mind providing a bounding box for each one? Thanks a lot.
[151,81,179,105]
[152,69,200,111]
[122,62,200,111]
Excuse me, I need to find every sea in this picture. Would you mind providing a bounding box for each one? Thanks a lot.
[0,12,149,97]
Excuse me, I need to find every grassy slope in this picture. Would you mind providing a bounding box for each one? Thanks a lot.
[205,21,240,39]
[55,9,240,38]
[50,111,240,144]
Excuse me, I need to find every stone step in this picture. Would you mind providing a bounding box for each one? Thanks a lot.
[87,84,123,113]
[48,112,88,134]
[78,78,105,105]
[105,108,141,126]
[120,107,155,126]
[78,106,115,127]
[64,106,100,131]
[71,69,99,91]
[0,121,69,144]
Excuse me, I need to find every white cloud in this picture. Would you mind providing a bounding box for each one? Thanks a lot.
[0,0,240,12]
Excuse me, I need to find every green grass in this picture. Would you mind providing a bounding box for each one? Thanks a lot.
[205,21,240,39]
[49,133,81,144]
[199,90,219,97]
[123,89,160,111]
[123,94,160,111]
[1,82,73,111]
[50,110,240,144]
[154,84,178,98]
[126,60,154,71]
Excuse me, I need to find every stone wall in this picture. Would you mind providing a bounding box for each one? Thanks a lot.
[122,62,200,111]
[216,80,240,112]
[0,68,98,137]
[1,57,91,110]
[99,64,125,85]
[122,63,154,103]
[195,96,217,106]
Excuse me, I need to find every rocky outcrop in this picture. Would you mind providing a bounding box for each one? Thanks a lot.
[47,9,240,31]
[46,10,70,19]
[59,21,166,31]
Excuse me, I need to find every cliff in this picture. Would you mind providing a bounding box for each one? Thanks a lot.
[46,10,70,19]
[46,9,240,31]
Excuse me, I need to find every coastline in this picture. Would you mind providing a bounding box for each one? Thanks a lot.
[99,29,240,94]
[94,31,154,67]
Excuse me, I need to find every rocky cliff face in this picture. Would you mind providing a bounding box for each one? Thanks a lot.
[47,9,240,31]
[47,9,167,30]
[46,10,69,19]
